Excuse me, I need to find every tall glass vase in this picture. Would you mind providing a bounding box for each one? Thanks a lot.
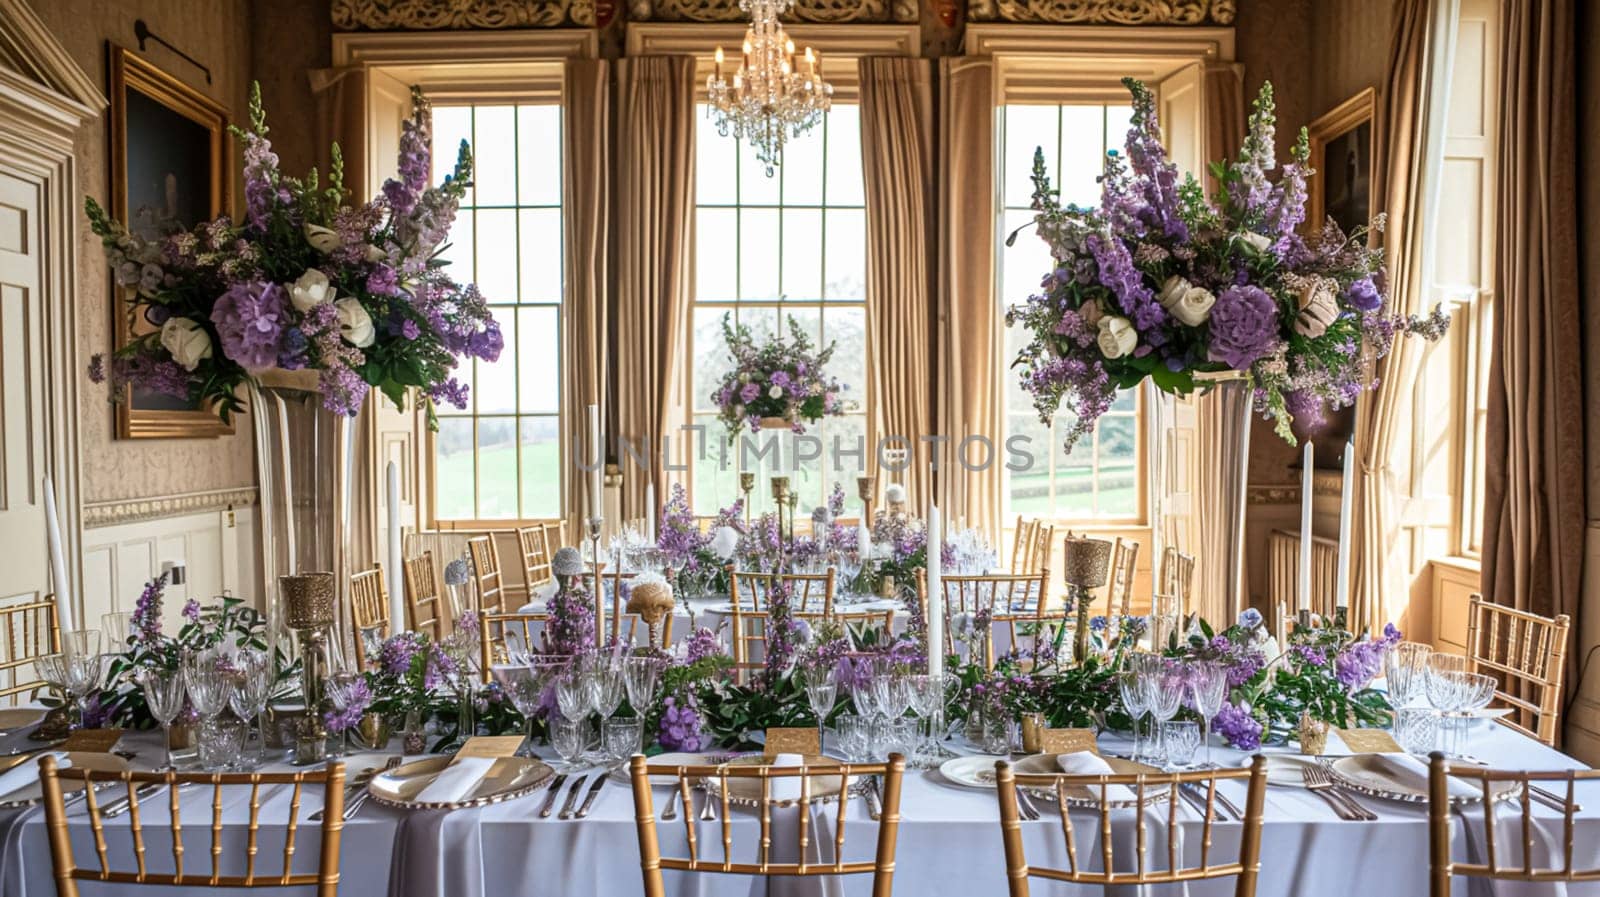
[1144,373,1253,623]
[249,370,359,674]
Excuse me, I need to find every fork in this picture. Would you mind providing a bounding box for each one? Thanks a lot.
[660,789,680,821]
[1012,786,1041,821]
[1302,765,1373,821]
[697,783,718,821]
[342,756,402,820]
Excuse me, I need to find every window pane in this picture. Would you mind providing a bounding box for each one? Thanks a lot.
[780,208,823,300]
[696,208,739,301]
[824,108,863,206]
[476,352,516,416]
[780,123,826,206]
[739,208,781,298]
[439,210,475,285]
[697,113,739,206]
[693,306,732,413]
[823,208,865,300]
[1003,104,1058,208]
[1056,105,1105,208]
[435,418,477,520]
[517,105,561,207]
[737,138,782,207]
[825,306,866,407]
[477,417,518,519]
[517,209,562,302]
[472,106,517,207]
[475,208,518,302]
[519,416,560,518]
[434,106,474,205]
[518,307,559,414]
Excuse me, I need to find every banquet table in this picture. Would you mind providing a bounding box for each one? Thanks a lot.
[2,719,1597,897]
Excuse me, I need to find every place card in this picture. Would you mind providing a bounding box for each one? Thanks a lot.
[1038,729,1099,756]
[764,728,821,758]
[449,736,525,764]
[61,729,123,754]
[1336,728,1402,754]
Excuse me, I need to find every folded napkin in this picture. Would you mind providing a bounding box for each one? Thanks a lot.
[1361,752,1480,800]
[1055,751,1136,803]
[768,753,805,803]
[0,752,70,799]
[415,757,495,804]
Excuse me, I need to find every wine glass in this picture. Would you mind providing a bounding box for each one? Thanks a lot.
[1186,661,1228,768]
[836,714,871,763]
[1117,671,1150,762]
[325,672,364,759]
[183,649,231,725]
[1425,654,1469,754]
[228,649,273,765]
[1385,641,1433,709]
[1454,672,1497,756]
[603,716,644,764]
[836,553,862,605]
[622,655,662,717]
[555,668,592,724]
[101,612,134,652]
[586,656,625,723]
[62,630,104,728]
[492,665,543,756]
[1142,662,1185,765]
[138,667,186,771]
[799,666,838,755]
[550,717,590,772]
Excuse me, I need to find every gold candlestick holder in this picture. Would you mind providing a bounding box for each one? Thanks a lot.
[280,572,337,765]
[739,472,755,522]
[1062,537,1112,663]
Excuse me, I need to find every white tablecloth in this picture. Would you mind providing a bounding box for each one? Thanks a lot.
[3,719,1597,897]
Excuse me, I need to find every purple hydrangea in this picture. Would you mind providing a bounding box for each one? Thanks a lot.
[1207,284,1280,370]
[658,694,706,751]
[1344,277,1382,313]
[1213,702,1263,751]
[210,281,288,371]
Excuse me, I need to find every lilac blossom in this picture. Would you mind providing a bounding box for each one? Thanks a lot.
[210,281,288,371]
[658,694,707,751]
[1213,702,1264,751]
[131,574,169,645]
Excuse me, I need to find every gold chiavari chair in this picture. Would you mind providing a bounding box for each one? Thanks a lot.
[1010,516,1037,574]
[1157,546,1196,613]
[1010,518,1056,576]
[0,596,60,706]
[40,756,346,897]
[1428,752,1600,896]
[728,567,836,616]
[347,566,389,669]
[629,753,907,897]
[402,552,449,641]
[466,534,507,616]
[543,520,567,552]
[480,611,549,679]
[727,605,769,680]
[1465,596,1571,746]
[916,570,1054,667]
[995,755,1269,897]
[518,525,556,591]
[1106,537,1140,620]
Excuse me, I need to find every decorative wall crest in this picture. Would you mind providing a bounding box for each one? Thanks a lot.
[966,0,1234,25]
[331,0,596,30]
[629,0,917,24]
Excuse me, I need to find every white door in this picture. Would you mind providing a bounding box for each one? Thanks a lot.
[0,171,52,604]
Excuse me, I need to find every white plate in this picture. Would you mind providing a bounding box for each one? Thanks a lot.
[1263,754,1323,787]
[938,754,1009,789]
[1324,754,1515,805]
[607,751,745,786]
[1462,707,1514,720]
[0,752,129,808]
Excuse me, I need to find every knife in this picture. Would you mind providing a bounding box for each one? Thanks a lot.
[557,774,589,820]
[864,776,882,821]
[574,774,606,818]
[537,774,568,819]
[103,782,167,819]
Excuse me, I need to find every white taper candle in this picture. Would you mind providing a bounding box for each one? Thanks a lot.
[386,462,406,632]
[587,404,602,521]
[42,475,73,631]
[926,501,944,680]
[1334,440,1354,611]
[1298,441,1314,613]
[645,481,656,541]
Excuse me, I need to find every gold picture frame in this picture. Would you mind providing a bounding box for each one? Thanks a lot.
[107,44,233,439]
[1306,87,1377,241]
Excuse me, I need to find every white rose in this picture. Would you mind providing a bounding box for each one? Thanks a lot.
[1294,280,1339,338]
[1078,299,1104,327]
[884,483,907,505]
[1238,231,1272,253]
[710,526,741,561]
[289,268,336,313]
[334,297,376,348]
[304,223,342,254]
[1096,316,1138,359]
[768,385,784,399]
[159,317,213,371]
[1157,275,1192,310]
[1169,286,1217,326]
[733,404,745,418]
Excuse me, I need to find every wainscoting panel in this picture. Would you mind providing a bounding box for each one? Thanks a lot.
[81,499,258,634]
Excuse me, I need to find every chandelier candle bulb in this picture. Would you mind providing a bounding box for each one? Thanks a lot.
[1298,440,1313,614]
[705,0,833,175]
[926,501,943,680]
[587,403,602,522]
[386,462,406,631]
[1333,441,1353,611]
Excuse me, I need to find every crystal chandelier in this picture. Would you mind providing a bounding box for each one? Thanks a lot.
[706,0,833,176]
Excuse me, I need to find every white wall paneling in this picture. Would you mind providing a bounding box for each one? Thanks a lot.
[81,501,258,634]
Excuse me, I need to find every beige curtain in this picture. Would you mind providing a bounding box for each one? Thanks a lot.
[613,57,694,530]
[562,59,611,544]
[1350,0,1459,633]
[1203,62,1246,183]
[1482,0,1583,691]
[935,57,1000,538]
[860,57,936,513]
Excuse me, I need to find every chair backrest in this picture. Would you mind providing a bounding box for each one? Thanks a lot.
[1157,546,1196,612]
[39,756,346,896]
[402,552,449,641]
[1107,537,1140,618]
[0,597,59,706]
[518,525,555,590]
[1465,595,1571,746]
[629,753,906,897]
[466,535,506,616]
[995,755,1268,897]
[728,568,836,616]
[543,520,566,552]
[1010,516,1036,575]
[917,570,1053,666]
[727,605,769,677]
[1010,518,1055,576]
[1427,752,1600,895]
[348,566,389,669]
[479,611,550,679]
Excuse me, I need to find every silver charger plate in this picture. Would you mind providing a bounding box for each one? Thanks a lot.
[1008,753,1172,810]
[699,756,867,808]
[1320,755,1518,807]
[367,755,555,811]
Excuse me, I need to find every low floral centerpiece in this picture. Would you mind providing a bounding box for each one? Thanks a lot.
[711,313,845,438]
[86,83,501,423]
[1007,78,1449,448]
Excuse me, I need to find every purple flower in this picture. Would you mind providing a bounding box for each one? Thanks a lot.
[543,576,595,657]
[80,693,111,730]
[1344,277,1383,313]
[770,370,791,389]
[317,364,370,417]
[181,599,201,623]
[366,264,400,297]
[211,281,288,371]
[1237,608,1264,630]
[400,319,421,340]
[659,694,706,751]
[683,627,725,665]
[427,377,470,410]
[1214,702,1263,751]
[1207,285,1280,370]
[739,382,760,403]
[1087,233,1164,332]
[379,631,425,677]
[131,574,169,645]
[1292,644,1329,668]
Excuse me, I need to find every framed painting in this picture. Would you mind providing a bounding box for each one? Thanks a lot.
[1306,87,1377,241]
[107,44,233,438]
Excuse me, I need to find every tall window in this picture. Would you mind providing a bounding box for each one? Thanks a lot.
[998,103,1142,522]
[687,106,869,518]
[429,103,564,524]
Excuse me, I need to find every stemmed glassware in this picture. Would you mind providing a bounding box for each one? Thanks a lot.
[1142,662,1185,766]
[138,667,186,770]
[1117,670,1149,761]
[229,649,273,766]
[622,656,662,719]
[325,672,365,759]
[492,665,544,756]
[836,552,862,606]
[61,630,105,729]
[1425,654,1470,755]
[585,655,625,724]
[184,650,236,769]
[1385,641,1434,708]
[1187,661,1228,768]
[799,666,838,755]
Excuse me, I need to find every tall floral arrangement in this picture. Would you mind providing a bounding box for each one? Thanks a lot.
[711,314,844,438]
[1007,79,1449,448]
[86,83,501,422]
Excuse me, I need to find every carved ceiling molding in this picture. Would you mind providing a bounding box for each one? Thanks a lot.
[331,0,596,31]
[967,0,1234,25]
[629,0,917,25]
